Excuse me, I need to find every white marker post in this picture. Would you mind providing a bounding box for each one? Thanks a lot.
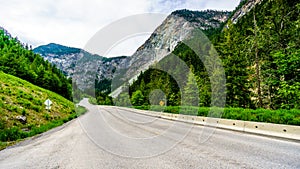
[44,99,52,110]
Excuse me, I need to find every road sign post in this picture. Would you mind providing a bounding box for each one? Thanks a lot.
[44,99,52,110]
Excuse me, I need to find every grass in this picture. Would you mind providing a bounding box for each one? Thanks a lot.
[133,105,300,126]
[76,105,88,116]
[0,71,85,150]
[88,97,98,105]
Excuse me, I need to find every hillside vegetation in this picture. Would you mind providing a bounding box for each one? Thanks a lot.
[0,29,72,100]
[124,0,300,124]
[0,71,80,150]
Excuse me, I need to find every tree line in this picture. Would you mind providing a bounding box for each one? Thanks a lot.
[125,0,300,110]
[0,29,72,100]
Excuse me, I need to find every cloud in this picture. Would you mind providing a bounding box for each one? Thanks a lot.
[0,0,240,57]
[149,0,240,13]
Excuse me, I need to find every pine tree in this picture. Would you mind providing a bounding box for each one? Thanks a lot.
[131,90,145,106]
[182,67,199,106]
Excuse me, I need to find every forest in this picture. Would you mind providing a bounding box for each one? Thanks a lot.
[0,29,73,100]
[116,0,300,124]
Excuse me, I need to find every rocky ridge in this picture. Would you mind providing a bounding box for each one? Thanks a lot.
[34,4,259,96]
[231,0,264,23]
[34,43,126,91]
[111,10,231,96]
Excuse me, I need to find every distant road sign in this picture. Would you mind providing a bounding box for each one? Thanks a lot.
[44,99,52,110]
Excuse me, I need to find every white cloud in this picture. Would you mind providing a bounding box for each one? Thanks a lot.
[105,33,153,57]
[148,0,240,13]
[0,0,239,57]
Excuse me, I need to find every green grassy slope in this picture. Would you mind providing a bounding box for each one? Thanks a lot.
[0,71,80,150]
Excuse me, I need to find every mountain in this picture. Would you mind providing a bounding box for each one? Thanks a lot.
[34,43,127,93]
[35,4,277,100]
[171,9,230,28]
[34,9,231,97]
[0,28,88,150]
[230,0,263,24]
[128,0,300,110]
[34,43,84,77]
[0,29,72,100]
[111,9,231,96]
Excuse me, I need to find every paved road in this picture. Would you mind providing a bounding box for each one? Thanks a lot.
[0,99,300,169]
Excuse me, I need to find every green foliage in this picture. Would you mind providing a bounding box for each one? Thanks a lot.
[182,69,199,106]
[217,21,253,108]
[129,68,182,107]
[33,43,81,55]
[114,92,131,107]
[0,72,77,149]
[213,0,300,109]
[95,91,113,105]
[0,118,72,143]
[131,90,145,106]
[133,106,300,126]
[270,49,300,109]
[127,0,300,128]
[0,30,72,100]
[95,79,112,94]
[88,97,98,105]
[75,105,87,116]
[129,42,211,108]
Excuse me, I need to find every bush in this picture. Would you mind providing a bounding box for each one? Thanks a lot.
[23,100,32,109]
[22,109,26,116]
[75,106,87,116]
[0,127,22,141]
[132,105,300,126]
[198,107,209,116]
[164,106,179,114]
[32,105,41,112]
[44,113,50,120]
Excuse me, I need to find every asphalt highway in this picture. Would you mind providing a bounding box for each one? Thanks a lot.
[0,99,299,168]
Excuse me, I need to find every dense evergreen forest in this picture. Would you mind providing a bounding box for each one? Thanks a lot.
[0,29,72,100]
[127,0,300,110]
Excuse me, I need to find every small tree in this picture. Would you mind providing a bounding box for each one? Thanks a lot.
[182,69,199,106]
[131,90,145,106]
[115,92,131,107]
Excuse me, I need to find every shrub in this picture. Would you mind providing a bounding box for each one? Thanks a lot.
[32,105,41,112]
[132,105,300,126]
[44,113,50,120]
[0,127,22,141]
[22,109,26,116]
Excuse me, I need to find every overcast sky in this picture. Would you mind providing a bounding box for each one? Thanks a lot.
[0,0,240,57]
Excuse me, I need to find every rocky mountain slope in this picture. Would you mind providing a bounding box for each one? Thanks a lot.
[34,43,85,77]
[35,2,258,96]
[111,9,231,96]
[112,1,269,96]
[34,43,126,92]
[231,0,263,23]
[34,9,231,95]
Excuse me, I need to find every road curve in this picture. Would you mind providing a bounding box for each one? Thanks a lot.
[0,99,299,169]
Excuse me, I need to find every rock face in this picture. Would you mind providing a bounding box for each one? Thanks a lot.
[16,115,26,124]
[34,43,85,77]
[34,9,232,95]
[231,0,264,23]
[34,43,127,91]
[111,9,231,96]
[130,9,231,65]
